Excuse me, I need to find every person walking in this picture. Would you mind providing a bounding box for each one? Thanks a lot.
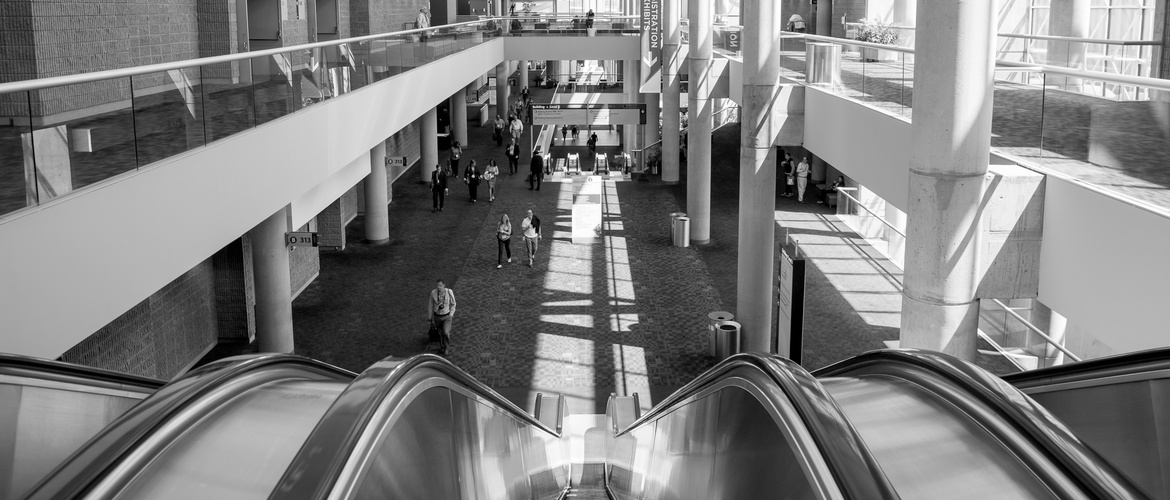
[427,279,457,355]
[521,209,542,267]
[561,124,568,143]
[571,124,579,140]
[484,159,500,201]
[587,132,598,155]
[464,159,481,202]
[493,114,505,146]
[796,155,811,203]
[509,115,524,143]
[506,139,520,175]
[449,140,463,176]
[430,164,448,212]
[585,8,595,29]
[780,151,795,197]
[529,146,544,191]
[496,214,513,268]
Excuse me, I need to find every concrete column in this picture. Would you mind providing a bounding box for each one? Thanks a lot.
[519,60,529,92]
[421,108,438,182]
[687,0,712,243]
[661,0,682,183]
[496,62,510,117]
[451,88,468,146]
[252,206,294,353]
[816,0,833,36]
[736,0,782,353]
[1049,0,1090,90]
[365,141,390,244]
[644,93,660,150]
[625,59,640,152]
[899,1,996,361]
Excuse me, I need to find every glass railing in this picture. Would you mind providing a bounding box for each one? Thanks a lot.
[0,20,501,219]
[996,33,1158,99]
[503,14,639,36]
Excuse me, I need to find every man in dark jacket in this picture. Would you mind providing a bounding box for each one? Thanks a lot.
[529,146,544,191]
[506,139,520,174]
[430,164,448,211]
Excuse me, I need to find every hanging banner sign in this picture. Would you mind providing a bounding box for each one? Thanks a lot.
[529,104,647,126]
[723,30,741,52]
[640,0,662,93]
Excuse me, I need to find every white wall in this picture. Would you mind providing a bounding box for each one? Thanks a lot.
[803,87,912,211]
[1037,177,1170,354]
[0,40,505,359]
[502,35,641,61]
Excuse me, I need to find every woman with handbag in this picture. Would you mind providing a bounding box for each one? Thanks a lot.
[484,159,500,202]
[464,159,481,202]
[496,214,513,269]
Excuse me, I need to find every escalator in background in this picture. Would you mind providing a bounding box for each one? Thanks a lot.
[1004,348,1170,499]
[0,354,164,500]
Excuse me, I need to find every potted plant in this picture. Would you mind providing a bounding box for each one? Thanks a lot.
[855,18,900,62]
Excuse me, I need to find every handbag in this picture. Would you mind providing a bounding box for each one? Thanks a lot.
[427,320,441,342]
[787,176,795,186]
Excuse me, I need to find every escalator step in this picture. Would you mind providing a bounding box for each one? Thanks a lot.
[565,487,610,500]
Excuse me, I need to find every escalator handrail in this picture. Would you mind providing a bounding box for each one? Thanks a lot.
[22,354,356,500]
[614,352,899,500]
[1003,346,1170,389]
[270,353,559,500]
[814,349,1149,500]
[0,352,165,392]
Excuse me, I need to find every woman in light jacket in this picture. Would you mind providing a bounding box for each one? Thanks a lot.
[484,159,500,202]
[496,214,513,269]
[796,156,811,203]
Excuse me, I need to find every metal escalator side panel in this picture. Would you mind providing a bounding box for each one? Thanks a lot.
[1003,347,1170,390]
[21,354,355,500]
[819,375,1064,500]
[323,369,567,500]
[0,355,163,500]
[102,379,344,499]
[815,349,1150,500]
[613,354,897,500]
[270,354,564,500]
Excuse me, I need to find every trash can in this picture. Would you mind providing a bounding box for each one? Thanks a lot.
[669,212,687,241]
[715,321,741,361]
[672,217,690,247]
[707,311,734,357]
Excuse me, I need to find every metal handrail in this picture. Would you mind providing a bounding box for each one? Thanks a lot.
[834,188,906,238]
[996,32,1160,46]
[0,18,498,95]
[987,299,1082,363]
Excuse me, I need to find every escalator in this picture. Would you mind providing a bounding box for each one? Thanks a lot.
[12,349,1152,499]
[0,354,164,499]
[1003,348,1170,499]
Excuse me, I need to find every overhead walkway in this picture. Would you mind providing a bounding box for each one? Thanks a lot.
[9,349,1155,499]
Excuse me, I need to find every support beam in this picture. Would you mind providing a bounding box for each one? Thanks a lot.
[736,0,782,353]
[496,62,510,118]
[364,141,390,244]
[661,0,682,183]
[451,88,468,146]
[687,0,712,243]
[420,108,438,182]
[899,1,996,361]
[252,206,294,353]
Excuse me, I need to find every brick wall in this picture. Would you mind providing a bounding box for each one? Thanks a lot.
[290,220,321,298]
[60,258,218,379]
[212,235,256,343]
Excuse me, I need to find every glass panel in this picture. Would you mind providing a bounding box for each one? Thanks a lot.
[252,52,296,125]
[34,79,137,197]
[114,380,343,500]
[712,387,817,500]
[0,91,34,216]
[131,67,206,167]
[990,73,1046,165]
[352,387,460,499]
[202,59,257,142]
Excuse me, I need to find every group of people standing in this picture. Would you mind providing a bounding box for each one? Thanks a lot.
[780,151,811,203]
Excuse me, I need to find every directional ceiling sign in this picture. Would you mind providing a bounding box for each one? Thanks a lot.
[640,0,662,93]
